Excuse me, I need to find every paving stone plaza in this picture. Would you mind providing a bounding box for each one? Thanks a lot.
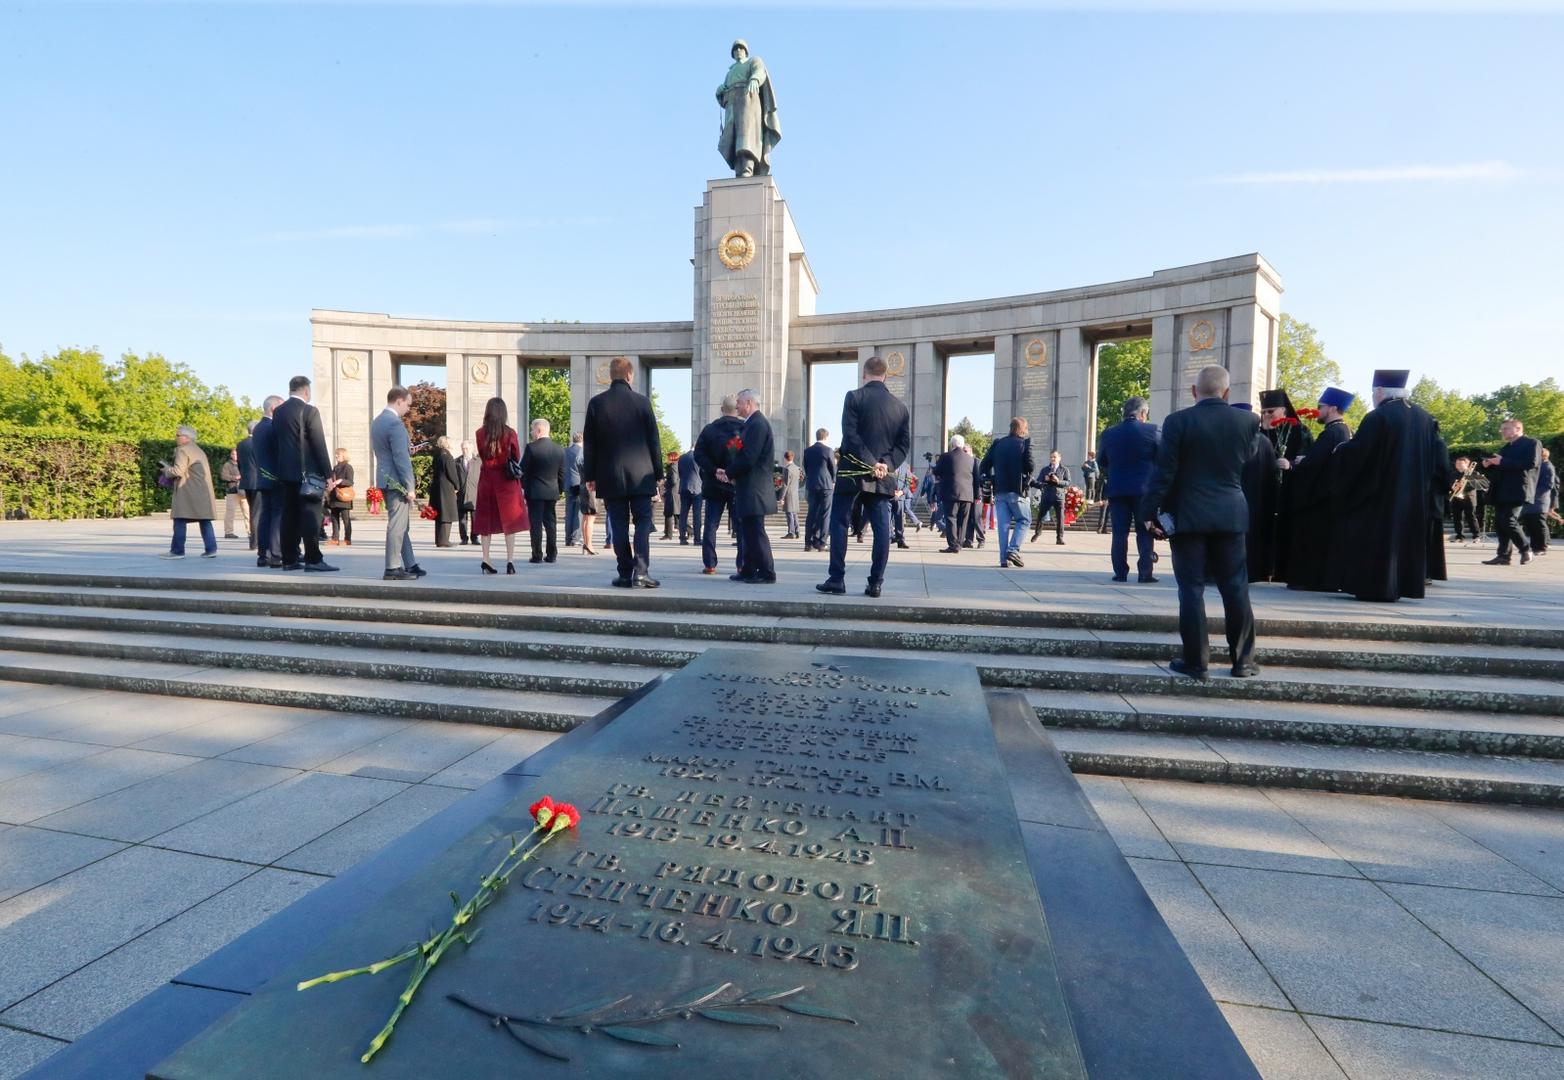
[0,516,1562,1078]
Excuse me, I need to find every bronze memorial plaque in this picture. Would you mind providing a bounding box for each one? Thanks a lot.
[152,650,1087,1078]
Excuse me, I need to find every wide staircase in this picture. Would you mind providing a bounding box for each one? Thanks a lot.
[2,569,1562,805]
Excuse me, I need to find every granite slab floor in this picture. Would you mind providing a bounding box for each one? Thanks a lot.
[7,689,1564,1079]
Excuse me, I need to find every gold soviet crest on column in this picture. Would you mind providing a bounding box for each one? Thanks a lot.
[717,229,757,270]
[1187,319,1216,352]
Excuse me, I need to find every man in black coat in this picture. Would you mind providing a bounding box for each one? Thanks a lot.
[1140,365,1258,680]
[270,376,337,572]
[1483,418,1543,566]
[818,355,911,598]
[934,437,975,553]
[521,418,566,564]
[979,417,1035,568]
[581,357,663,588]
[693,397,746,575]
[1331,370,1441,600]
[236,421,260,550]
[1030,452,1071,544]
[802,428,835,552]
[718,389,777,584]
[250,399,283,567]
[1236,405,1279,584]
[1097,396,1161,583]
[1285,387,1353,591]
[677,449,703,545]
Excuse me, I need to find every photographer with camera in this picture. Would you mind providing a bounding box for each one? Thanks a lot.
[1029,450,1070,545]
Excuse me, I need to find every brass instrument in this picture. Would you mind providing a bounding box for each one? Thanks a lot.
[1451,462,1489,499]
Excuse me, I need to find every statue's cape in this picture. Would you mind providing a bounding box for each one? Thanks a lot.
[752,59,781,162]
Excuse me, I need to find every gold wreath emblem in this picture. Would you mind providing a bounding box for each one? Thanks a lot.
[339,354,363,380]
[595,362,611,386]
[885,351,906,377]
[1024,338,1047,368]
[718,229,756,271]
[471,359,491,385]
[1188,319,1216,352]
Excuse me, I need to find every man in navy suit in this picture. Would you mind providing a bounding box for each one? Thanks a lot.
[1140,366,1259,680]
[718,388,776,584]
[250,398,283,567]
[1098,396,1161,583]
[818,355,910,598]
[980,417,1035,568]
[802,428,835,552]
[676,448,703,544]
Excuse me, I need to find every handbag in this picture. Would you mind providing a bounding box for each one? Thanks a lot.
[335,485,356,503]
[300,472,327,499]
[506,444,525,482]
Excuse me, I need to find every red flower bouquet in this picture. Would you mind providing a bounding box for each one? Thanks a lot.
[366,487,385,515]
[419,504,439,521]
[1063,485,1086,526]
[725,435,744,453]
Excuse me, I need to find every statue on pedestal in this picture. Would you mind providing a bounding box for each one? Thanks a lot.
[716,39,780,178]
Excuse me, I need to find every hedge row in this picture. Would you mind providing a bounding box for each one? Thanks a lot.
[0,427,230,520]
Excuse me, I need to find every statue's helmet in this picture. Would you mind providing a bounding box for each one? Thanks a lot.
[731,39,748,59]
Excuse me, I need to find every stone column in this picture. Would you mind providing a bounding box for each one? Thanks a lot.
[991,333,1015,436]
[498,354,522,438]
[782,347,806,459]
[910,341,942,464]
[1053,329,1089,464]
[1226,303,1274,408]
[569,354,590,438]
[1149,315,1177,425]
[368,349,393,479]
[444,353,466,446]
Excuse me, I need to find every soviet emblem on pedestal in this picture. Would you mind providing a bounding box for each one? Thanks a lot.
[1188,319,1216,352]
[1025,338,1048,367]
[339,354,363,380]
[718,229,756,271]
[470,359,491,385]
[885,351,906,377]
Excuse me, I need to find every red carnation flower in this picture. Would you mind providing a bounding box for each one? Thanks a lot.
[529,796,556,827]
[549,803,581,831]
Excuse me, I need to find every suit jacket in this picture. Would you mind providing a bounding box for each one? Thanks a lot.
[270,395,331,484]
[563,443,583,490]
[1492,436,1542,505]
[251,417,277,492]
[677,451,703,496]
[980,434,1035,495]
[837,381,911,497]
[1097,418,1161,499]
[935,449,975,503]
[581,380,662,498]
[461,455,481,505]
[521,437,566,502]
[432,447,462,519]
[1139,397,1259,534]
[693,415,745,499]
[726,410,776,518]
[1034,462,1071,503]
[803,441,836,492]
[236,436,259,491]
[370,408,415,494]
[1529,459,1556,514]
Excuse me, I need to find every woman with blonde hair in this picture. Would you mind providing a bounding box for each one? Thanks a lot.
[472,398,528,573]
[161,426,219,559]
[432,435,462,547]
[326,448,355,545]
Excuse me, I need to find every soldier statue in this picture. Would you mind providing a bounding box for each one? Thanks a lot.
[716,39,781,177]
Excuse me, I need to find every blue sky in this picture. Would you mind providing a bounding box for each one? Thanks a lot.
[3,3,1561,444]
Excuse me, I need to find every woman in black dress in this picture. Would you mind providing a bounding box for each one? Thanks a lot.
[326,448,355,546]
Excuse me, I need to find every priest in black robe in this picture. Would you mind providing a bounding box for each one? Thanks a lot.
[1330,370,1441,601]
[1259,389,1313,581]
[1286,387,1354,592]
[1234,404,1278,583]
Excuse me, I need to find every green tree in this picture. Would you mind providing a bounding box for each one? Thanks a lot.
[650,391,682,461]
[949,416,993,460]
[1275,314,1342,409]
[1095,339,1151,434]
[1411,377,1491,444]
[1472,379,1564,440]
[525,367,572,446]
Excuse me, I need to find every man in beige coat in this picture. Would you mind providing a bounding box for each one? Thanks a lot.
[163,426,219,559]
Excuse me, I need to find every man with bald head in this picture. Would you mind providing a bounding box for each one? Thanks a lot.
[1140,365,1259,680]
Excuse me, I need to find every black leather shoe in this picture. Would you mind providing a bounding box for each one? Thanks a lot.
[1230,664,1261,678]
[530,556,543,564]
[256,557,269,567]
[1139,576,1159,584]
[383,568,415,581]
[729,573,748,582]
[408,564,427,578]
[1110,575,1128,582]
[1482,556,1511,565]
[544,555,556,563]
[282,563,303,571]
[864,583,882,598]
[611,576,633,587]
[939,547,960,554]
[1056,538,1066,546]
[815,581,846,595]
[634,576,661,589]
[1168,658,1209,681]
[895,540,909,549]
[304,561,339,573]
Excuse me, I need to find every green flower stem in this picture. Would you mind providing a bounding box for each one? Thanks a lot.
[297,818,567,1064]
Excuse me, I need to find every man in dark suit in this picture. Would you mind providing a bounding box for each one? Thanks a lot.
[934,437,975,553]
[1030,451,1071,545]
[1140,365,1258,680]
[581,356,663,588]
[802,428,835,551]
[818,355,911,598]
[270,375,337,572]
[717,388,776,584]
[521,418,566,564]
[677,448,703,544]
[250,398,283,567]
[693,397,746,576]
[1098,396,1161,583]
[965,451,986,548]
[1483,418,1543,566]
[980,417,1035,568]
[236,421,259,549]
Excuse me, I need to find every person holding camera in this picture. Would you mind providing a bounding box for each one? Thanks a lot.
[1030,450,1071,545]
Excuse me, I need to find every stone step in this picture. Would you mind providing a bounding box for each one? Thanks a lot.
[1,588,1560,679]
[0,571,1545,646]
[1048,727,1564,806]
[0,649,616,731]
[1031,691,1564,758]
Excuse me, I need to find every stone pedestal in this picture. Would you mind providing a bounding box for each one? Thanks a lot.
[693,177,815,453]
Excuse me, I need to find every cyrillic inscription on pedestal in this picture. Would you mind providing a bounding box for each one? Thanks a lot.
[712,293,760,365]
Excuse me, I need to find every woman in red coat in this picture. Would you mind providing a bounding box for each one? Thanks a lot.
[473,397,529,574]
